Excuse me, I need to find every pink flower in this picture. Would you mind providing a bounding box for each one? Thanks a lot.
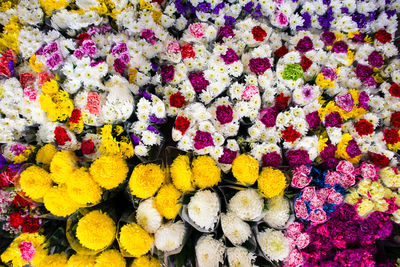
[276,12,288,26]
[85,92,101,115]
[300,186,316,201]
[167,41,180,54]
[326,191,344,204]
[294,199,309,219]
[241,85,259,100]
[295,233,310,249]
[291,173,312,189]
[24,87,37,101]
[19,241,35,262]
[189,23,204,38]
[286,249,304,267]
[309,209,327,224]
[324,171,341,186]
[309,195,324,210]
[359,162,378,180]
[286,222,303,240]
[339,174,356,188]
[336,160,354,175]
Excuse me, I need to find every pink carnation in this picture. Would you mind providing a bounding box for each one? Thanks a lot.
[167,41,180,54]
[359,162,378,180]
[241,85,259,100]
[326,190,344,204]
[276,12,289,26]
[286,222,303,240]
[291,173,312,189]
[294,199,309,219]
[309,209,327,224]
[339,174,356,188]
[300,186,316,201]
[309,195,324,210]
[19,241,35,262]
[295,233,310,249]
[324,171,341,186]
[85,92,101,115]
[24,87,37,101]
[286,249,304,267]
[336,160,354,175]
[189,23,204,38]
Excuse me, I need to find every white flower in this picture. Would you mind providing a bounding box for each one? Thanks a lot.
[258,229,290,261]
[135,144,149,157]
[188,190,220,230]
[196,235,225,267]
[221,212,252,246]
[141,130,158,146]
[136,198,162,234]
[155,221,186,252]
[228,189,264,221]
[226,247,256,267]
[263,196,290,229]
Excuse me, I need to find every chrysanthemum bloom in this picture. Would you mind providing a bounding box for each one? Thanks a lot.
[232,154,259,185]
[67,254,96,267]
[258,229,290,261]
[195,235,225,267]
[221,213,252,246]
[136,198,162,234]
[89,155,128,190]
[35,144,57,165]
[258,167,287,198]
[154,221,186,252]
[154,184,182,219]
[131,255,161,267]
[43,185,82,217]
[94,249,126,267]
[129,163,165,199]
[76,211,116,251]
[119,223,153,257]
[263,196,290,228]
[67,168,102,205]
[19,166,52,200]
[188,190,220,230]
[228,189,264,221]
[227,247,256,267]
[36,253,68,267]
[170,155,194,192]
[50,151,78,184]
[191,156,221,188]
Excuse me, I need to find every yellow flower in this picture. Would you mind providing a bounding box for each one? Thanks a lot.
[29,54,44,72]
[369,181,385,201]
[67,168,102,205]
[154,184,182,219]
[380,167,400,188]
[39,0,69,16]
[131,255,161,267]
[76,210,116,251]
[89,155,129,190]
[43,185,82,217]
[232,154,259,185]
[42,80,59,95]
[335,133,361,164]
[37,253,68,267]
[119,223,153,257]
[346,50,355,66]
[19,166,52,200]
[13,146,34,163]
[0,16,20,53]
[258,167,287,198]
[170,155,194,192]
[374,199,389,212]
[315,73,334,89]
[345,189,360,205]
[39,90,74,122]
[36,144,57,165]
[357,198,374,217]
[67,254,96,267]
[356,178,372,197]
[95,249,126,267]
[50,151,78,184]
[192,156,221,188]
[129,163,165,198]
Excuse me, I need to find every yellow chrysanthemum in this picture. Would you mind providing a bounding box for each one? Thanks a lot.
[37,253,68,267]
[39,0,69,16]
[1,233,47,267]
[258,167,287,198]
[232,154,259,185]
[315,73,334,89]
[0,16,20,53]
[67,168,102,205]
[154,184,182,219]
[76,210,116,251]
[67,254,96,267]
[129,163,165,199]
[29,54,44,72]
[36,144,57,165]
[192,156,221,188]
[19,166,52,200]
[170,155,194,192]
[42,79,59,95]
[335,133,361,164]
[131,255,161,267]
[50,151,78,184]
[43,185,82,217]
[95,249,126,267]
[119,223,153,257]
[89,155,129,190]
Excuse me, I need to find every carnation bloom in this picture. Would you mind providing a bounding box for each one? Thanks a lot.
[170,155,194,192]
[227,247,256,267]
[191,156,221,188]
[221,213,252,246]
[119,222,153,257]
[258,229,290,261]
[136,198,162,234]
[35,144,57,165]
[228,189,264,221]
[263,196,290,228]
[131,255,161,267]
[76,210,116,251]
[129,163,165,198]
[43,185,81,217]
[195,235,225,267]
[155,221,186,252]
[154,184,182,219]
[50,151,78,184]
[67,168,102,205]
[89,155,128,190]
[188,190,220,230]
[232,154,259,185]
[19,166,52,200]
[94,249,126,267]
[258,167,287,198]
[67,254,96,267]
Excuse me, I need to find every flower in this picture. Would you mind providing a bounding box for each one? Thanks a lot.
[286,149,311,167]
[170,92,186,108]
[193,130,214,150]
[188,190,219,230]
[154,184,182,219]
[191,156,221,188]
[181,44,195,59]
[154,221,186,252]
[232,154,259,185]
[67,254,96,267]
[50,151,78,184]
[37,253,68,267]
[67,168,102,205]
[263,196,290,229]
[175,116,191,134]
[221,212,252,246]
[252,26,267,41]
[161,65,174,83]
[228,189,264,221]
[136,198,162,234]
[76,210,116,251]
[119,222,153,257]
[90,155,128,190]
[248,57,271,75]
[195,235,225,267]
[170,155,194,192]
[216,105,233,125]
[43,185,81,217]
[94,250,125,267]
[258,167,286,198]
[19,166,52,200]
[282,64,303,81]
[35,144,57,165]
[131,255,161,267]
[189,72,209,93]
[258,229,290,261]
[375,29,392,44]
[295,36,313,53]
[226,247,255,267]
[81,140,95,155]
[129,163,165,198]
[354,119,374,136]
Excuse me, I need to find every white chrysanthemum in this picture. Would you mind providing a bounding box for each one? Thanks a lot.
[136,198,162,233]
[196,235,225,267]
[221,212,252,246]
[258,229,290,261]
[155,221,186,252]
[188,190,220,230]
[226,247,256,267]
[263,196,290,229]
[228,189,264,221]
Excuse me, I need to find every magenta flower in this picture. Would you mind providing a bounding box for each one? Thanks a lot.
[193,130,214,150]
[216,105,233,125]
[248,57,271,75]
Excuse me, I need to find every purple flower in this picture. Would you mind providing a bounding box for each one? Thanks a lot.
[113,58,127,75]
[260,107,278,127]
[188,72,209,93]
[262,152,281,168]
[355,64,373,81]
[149,114,167,124]
[351,32,365,43]
[297,12,312,31]
[161,65,175,83]
[346,140,361,158]
[43,42,59,54]
[286,149,311,167]
[130,134,140,146]
[46,52,63,70]
[196,2,211,12]
[335,93,354,112]
[73,49,85,59]
[82,39,96,54]
[324,112,343,128]
[213,2,225,14]
[224,15,236,25]
[193,130,214,150]
[35,45,46,56]
[220,48,239,65]
[306,111,321,128]
[141,91,152,100]
[90,59,105,67]
[332,41,348,53]
[364,76,377,87]
[218,148,237,164]
[10,144,27,156]
[352,13,367,28]
[119,52,130,65]
[140,29,154,40]
[147,125,159,134]
[295,36,314,53]
[0,155,7,169]
[87,27,100,35]
[358,91,369,109]
[321,31,336,46]
[218,24,235,39]
[248,57,271,75]
[111,42,128,56]
[368,51,384,68]
[321,66,337,80]
[8,60,14,76]
[216,105,233,125]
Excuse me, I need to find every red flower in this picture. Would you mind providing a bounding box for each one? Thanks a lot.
[54,126,71,146]
[9,212,24,229]
[354,119,374,136]
[274,45,289,58]
[69,109,81,123]
[81,139,95,155]
[38,72,54,87]
[19,73,36,88]
[0,168,19,188]
[375,29,392,44]
[251,26,267,42]
[389,83,400,97]
[300,55,313,72]
[383,128,400,145]
[274,93,290,111]
[175,116,190,134]
[181,44,195,59]
[77,32,91,46]
[151,0,163,4]
[12,194,32,208]
[391,111,400,128]
[169,92,186,108]
[22,216,41,233]
[282,126,301,143]
[369,152,390,168]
